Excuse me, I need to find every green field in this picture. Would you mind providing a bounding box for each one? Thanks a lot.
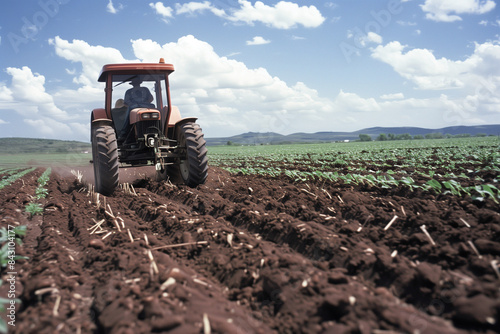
[0,152,92,168]
[209,137,500,202]
[1,137,498,202]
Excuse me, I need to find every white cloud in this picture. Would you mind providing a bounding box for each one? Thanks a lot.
[175,1,224,16]
[0,119,7,124]
[370,40,500,126]
[127,35,339,134]
[149,2,174,21]
[0,86,13,102]
[334,90,381,112]
[151,1,325,29]
[225,1,325,29]
[2,34,498,141]
[371,40,500,91]
[360,32,383,47]
[246,36,271,45]
[107,0,122,14]
[421,0,496,22]
[49,36,132,88]
[380,93,405,100]
[0,66,82,138]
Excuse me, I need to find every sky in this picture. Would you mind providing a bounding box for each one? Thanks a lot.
[0,0,499,142]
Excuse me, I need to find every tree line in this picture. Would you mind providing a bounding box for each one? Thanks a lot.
[358,132,491,142]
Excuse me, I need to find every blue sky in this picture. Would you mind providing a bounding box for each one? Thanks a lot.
[0,0,499,142]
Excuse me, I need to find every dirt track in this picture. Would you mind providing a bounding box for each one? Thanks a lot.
[1,166,500,333]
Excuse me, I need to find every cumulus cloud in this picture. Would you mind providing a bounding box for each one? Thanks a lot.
[421,0,496,22]
[225,0,325,29]
[106,0,123,14]
[2,34,499,141]
[151,1,325,29]
[372,40,500,91]
[359,32,383,47]
[246,36,271,45]
[371,40,500,124]
[149,2,174,21]
[175,1,225,16]
[49,36,132,88]
[0,66,83,138]
[127,35,336,135]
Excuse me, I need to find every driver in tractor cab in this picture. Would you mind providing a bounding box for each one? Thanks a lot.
[120,77,154,142]
[124,77,154,109]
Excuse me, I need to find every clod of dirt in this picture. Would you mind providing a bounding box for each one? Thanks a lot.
[88,239,106,249]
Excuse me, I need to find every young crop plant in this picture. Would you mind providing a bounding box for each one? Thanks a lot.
[34,168,51,199]
[25,167,51,218]
[25,202,43,218]
[0,167,36,191]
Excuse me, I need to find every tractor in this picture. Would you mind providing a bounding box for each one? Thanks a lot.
[90,58,208,195]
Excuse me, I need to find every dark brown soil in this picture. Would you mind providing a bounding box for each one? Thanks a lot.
[1,165,499,333]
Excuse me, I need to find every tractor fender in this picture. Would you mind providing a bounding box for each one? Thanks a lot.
[168,105,198,137]
[90,108,113,141]
[172,117,199,139]
[91,108,110,121]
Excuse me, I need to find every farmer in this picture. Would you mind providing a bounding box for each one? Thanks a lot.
[124,77,154,109]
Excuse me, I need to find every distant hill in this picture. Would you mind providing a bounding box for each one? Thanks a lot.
[205,124,500,145]
[1,124,498,153]
[0,138,91,154]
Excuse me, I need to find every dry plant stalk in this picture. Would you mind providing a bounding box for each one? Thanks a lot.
[322,188,333,200]
[127,228,134,243]
[420,225,436,246]
[300,188,318,199]
[53,294,61,317]
[468,241,482,258]
[384,215,398,231]
[88,219,106,235]
[460,218,471,228]
[147,249,159,276]
[203,313,211,334]
[337,195,344,204]
[400,206,406,217]
[102,231,113,240]
[151,241,208,251]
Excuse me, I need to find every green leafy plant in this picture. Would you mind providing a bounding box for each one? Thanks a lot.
[25,202,43,218]
[35,187,49,199]
[0,226,26,246]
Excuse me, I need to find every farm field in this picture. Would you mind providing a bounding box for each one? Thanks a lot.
[0,137,499,333]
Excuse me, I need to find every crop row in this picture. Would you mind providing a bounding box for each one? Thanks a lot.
[210,137,499,202]
[0,167,36,191]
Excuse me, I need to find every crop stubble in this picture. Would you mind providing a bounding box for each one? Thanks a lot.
[1,163,499,333]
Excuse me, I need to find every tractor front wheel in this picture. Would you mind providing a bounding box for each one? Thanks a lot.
[170,122,208,187]
[92,124,119,195]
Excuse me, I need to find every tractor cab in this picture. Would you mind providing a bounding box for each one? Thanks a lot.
[90,59,208,195]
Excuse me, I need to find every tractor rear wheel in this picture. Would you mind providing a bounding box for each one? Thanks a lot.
[92,124,119,195]
[169,122,208,187]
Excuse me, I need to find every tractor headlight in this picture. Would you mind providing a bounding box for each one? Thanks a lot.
[141,112,160,120]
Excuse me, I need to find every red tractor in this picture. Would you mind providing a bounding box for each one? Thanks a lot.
[91,59,208,195]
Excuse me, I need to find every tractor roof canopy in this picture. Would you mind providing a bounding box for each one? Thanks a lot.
[98,61,175,82]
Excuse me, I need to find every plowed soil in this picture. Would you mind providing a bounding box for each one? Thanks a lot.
[1,165,499,334]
